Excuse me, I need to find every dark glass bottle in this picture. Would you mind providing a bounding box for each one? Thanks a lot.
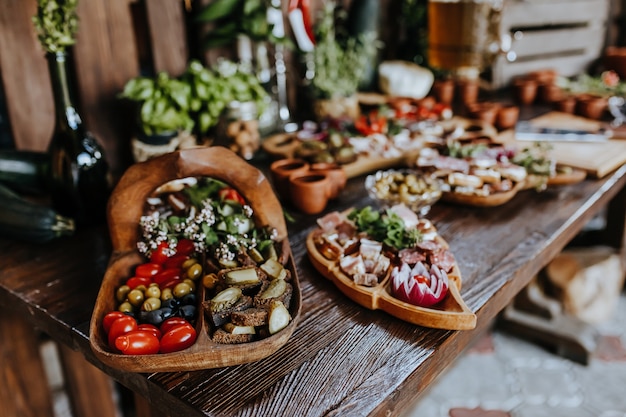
[47,51,111,226]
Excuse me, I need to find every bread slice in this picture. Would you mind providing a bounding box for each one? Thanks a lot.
[212,328,255,344]
[231,308,268,327]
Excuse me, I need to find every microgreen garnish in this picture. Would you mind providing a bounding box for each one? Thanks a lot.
[347,206,422,250]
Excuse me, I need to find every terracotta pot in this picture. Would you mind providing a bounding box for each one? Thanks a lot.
[456,79,480,106]
[576,95,608,120]
[270,158,310,201]
[538,82,564,104]
[554,96,577,114]
[527,69,559,84]
[431,79,455,105]
[512,77,538,105]
[310,162,347,199]
[495,105,520,130]
[466,102,500,126]
[288,172,332,215]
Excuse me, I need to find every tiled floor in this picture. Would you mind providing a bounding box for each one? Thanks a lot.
[42,292,626,417]
[402,291,626,417]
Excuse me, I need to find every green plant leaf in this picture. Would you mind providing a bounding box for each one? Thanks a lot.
[195,0,241,22]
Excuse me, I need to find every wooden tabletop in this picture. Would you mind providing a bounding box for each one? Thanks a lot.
[1,158,625,417]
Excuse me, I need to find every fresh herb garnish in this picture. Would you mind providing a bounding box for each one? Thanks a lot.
[347,206,422,250]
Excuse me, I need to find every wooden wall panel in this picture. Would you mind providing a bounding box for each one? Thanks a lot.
[0,0,54,152]
[145,0,189,76]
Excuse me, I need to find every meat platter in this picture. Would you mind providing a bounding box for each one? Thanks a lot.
[89,148,301,372]
[306,206,476,330]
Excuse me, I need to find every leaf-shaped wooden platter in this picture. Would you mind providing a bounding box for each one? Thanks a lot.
[441,179,525,207]
[306,229,476,331]
[89,147,301,372]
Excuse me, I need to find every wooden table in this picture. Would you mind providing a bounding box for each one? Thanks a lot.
[1,157,625,417]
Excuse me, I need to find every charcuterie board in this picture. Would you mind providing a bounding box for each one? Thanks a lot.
[262,117,497,179]
[89,148,301,372]
[306,209,476,330]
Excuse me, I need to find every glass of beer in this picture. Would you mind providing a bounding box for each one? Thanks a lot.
[427,0,504,76]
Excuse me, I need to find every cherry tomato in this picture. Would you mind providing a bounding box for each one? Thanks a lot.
[107,315,137,348]
[218,187,246,205]
[126,276,152,289]
[163,254,189,269]
[412,274,431,286]
[161,277,183,290]
[137,323,162,340]
[135,263,162,278]
[160,317,190,334]
[102,311,127,333]
[153,268,182,286]
[115,330,160,355]
[150,242,170,264]
[175,239,195,256]
[159,324,197,354]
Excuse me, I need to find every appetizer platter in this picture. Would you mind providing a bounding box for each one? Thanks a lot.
[306,205,476,330]
[89,148,301,372]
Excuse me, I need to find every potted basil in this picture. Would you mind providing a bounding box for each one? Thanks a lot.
[119,71,195,162]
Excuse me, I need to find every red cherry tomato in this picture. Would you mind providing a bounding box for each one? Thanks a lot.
[159,324,197,354]
[107,315,137,348]
[163,254,189,270]
[135,263,162,278]
[137,324,162,340]
[161,277,183,290]
[150,242,170,264]
[115,330,160,355]
[126,276,152,289]
[102,311,127,333]
[160,317,190,334]
[175,239,195,256]
[218,187,246,205]
[153,268,182,286]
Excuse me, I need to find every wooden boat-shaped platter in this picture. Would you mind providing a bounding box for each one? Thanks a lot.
[306,214,476,330]
[89,147,301,372]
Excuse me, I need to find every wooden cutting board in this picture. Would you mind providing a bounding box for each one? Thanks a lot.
[500,112,626,178]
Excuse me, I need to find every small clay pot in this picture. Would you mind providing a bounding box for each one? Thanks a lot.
[456,79,480,106]
[527,69,559,84]
[495,105,520,130]
[554,96,577,114]
[270,158,310,201]
[288,172,332,215]
[576,95,608,120]
[604,46,626,79]
[431,79,455,105]
[512,77,538,105]
[538,82,564,104]
[310,162,347,199]
[466,102,501,126]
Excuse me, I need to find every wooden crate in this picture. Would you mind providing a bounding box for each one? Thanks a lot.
[491,0,611,87]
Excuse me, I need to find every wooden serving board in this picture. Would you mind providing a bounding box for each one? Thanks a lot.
[262,117,497,179]
[306,230,476,330]
[501,112,626,178]
[89,148,301,372]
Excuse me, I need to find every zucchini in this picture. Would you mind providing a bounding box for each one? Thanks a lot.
[0,149,50,194]
[0,182,74,243]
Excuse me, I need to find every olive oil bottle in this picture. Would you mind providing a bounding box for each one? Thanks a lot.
[46,50,111,226]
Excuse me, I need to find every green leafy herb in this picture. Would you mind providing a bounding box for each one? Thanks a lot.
[347,206,422,250]
[32,0,79,53]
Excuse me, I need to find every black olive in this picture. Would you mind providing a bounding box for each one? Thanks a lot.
[178,304,196,321]
[161,298,180,310]
[181,293,197,305]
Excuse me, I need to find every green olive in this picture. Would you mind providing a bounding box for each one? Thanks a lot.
[173,282,192,298]
[161,287,173,301]
[183,278,196,292]
[127,289,145,307]
[116,285,130,303]
[145,283,161,299]
[142,297,161,311]
[186,263,203,280]
[118,301,133,313]
[182,258,197,271]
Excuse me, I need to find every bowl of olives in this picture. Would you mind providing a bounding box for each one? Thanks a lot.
[365,169,442,215]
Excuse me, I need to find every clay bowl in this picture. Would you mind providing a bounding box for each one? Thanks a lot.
[89,147,302,372]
